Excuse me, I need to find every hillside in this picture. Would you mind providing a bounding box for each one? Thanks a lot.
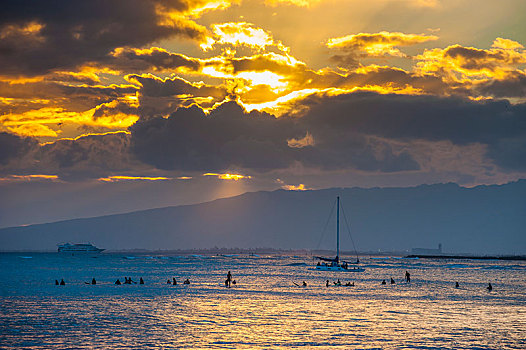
[1,181,525,254]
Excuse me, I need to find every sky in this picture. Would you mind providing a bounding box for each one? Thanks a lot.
[1,0,525,227]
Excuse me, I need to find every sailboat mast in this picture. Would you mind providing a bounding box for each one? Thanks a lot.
[336,196,340,263]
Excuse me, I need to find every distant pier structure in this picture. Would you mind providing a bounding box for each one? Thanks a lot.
[411,243,443,255]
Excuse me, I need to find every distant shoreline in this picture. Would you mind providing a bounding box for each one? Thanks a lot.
[404,254,526,261]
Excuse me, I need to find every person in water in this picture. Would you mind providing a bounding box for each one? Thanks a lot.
[405,271,411,283]
[326,280,329,287]
[183,279,190,284]
[55,280,59,285]
[60,279,65,285]
[139,277,144,284]
[487,283,493,291]
[226,271,232,288]
[302,281,307,287]
[381,280,386,285]
[92,278,96,285]
[167,279,171,284]
[390,278,395,284]
[115,279,121,285]
[172,278,177,285]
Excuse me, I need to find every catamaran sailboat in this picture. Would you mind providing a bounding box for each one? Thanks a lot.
[315,196,365,272]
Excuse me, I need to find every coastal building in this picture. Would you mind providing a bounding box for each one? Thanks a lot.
[411,243,443,255]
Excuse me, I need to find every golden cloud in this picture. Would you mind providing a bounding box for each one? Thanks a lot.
[327,31,438,58]
[416,38,526,82]
[202,22,289,52]
[203,172,252,180]
[98,175,173,182]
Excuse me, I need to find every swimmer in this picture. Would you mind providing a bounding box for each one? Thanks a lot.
[183,278,190,285]
[302,281,307,287]
[455,282,459,288]
[487,283,492,291]
[60,279,65,285]
[92,278,96,285]
[139,277,144,284]
[115,279,121,285]
[381,280,386,285]
[326,280,329,287]
[173,278,177,285]
[167,279,171,284]
[55,280,59,285]
[390,278,395,284]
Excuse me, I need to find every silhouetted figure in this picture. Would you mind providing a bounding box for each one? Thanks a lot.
[232,280,236,285]
[326,280,330,287]
[60,279,65,285]
[129,277,136,284]
[381,280,386,285]
[302,281,307,287]
[226,271,232,288]
[487,283,492,291]
[115,279,121,285]
[167,279,171,284]
[225,279,230,287]
[92,278,96,285]
[334,279,341,286]
[55,280,59,285]
[139,277,144,284]
[173,278,177,285]
[405,271,410,283]
[345,282,354,286]
[183,279,190,284]
[455,282,459,288]
[390,278,395,284]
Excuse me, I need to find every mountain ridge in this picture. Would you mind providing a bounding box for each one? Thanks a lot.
[1,180,525,254]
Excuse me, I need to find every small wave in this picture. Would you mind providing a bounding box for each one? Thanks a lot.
[481,265,512,270]
[18,256,32,259]
[285,262,308,266]
[123,256,136,259]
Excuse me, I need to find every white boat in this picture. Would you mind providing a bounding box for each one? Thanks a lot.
[57,243,104,254]
[315,196,365,272]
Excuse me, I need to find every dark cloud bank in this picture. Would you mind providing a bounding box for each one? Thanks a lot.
[2,92,526,178]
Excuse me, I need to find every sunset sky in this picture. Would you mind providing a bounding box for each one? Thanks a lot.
[1,0,525,227]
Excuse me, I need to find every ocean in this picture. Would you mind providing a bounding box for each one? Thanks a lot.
[0,253,524,349]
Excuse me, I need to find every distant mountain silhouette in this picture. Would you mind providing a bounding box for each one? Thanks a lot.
[1,181,525,254]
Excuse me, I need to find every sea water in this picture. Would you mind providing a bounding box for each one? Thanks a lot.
[0,253,524,349]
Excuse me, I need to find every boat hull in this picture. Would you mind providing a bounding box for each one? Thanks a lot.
[315,265,365,272]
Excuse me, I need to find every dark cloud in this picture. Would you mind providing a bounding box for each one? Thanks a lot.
[0,131,139,179]
[127,74,229,117]
[103,47,202,73]
[0,0,207,76]
[130,100,421,173]
[476,72,526,98]
[295,92,526,171]
[0,132,36,165]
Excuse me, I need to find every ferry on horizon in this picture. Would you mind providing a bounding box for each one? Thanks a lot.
[57,243,105,254]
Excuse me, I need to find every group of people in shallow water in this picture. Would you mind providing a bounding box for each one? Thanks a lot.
[54,269,494,291]
[114,277,144,285]
[167,278,191,285]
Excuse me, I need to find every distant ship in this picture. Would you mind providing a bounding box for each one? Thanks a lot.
[57,243,104,254]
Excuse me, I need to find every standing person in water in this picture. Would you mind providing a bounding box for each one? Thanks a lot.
[226,271,232,288]
[487,283,493,291]
[405,271,410,283]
